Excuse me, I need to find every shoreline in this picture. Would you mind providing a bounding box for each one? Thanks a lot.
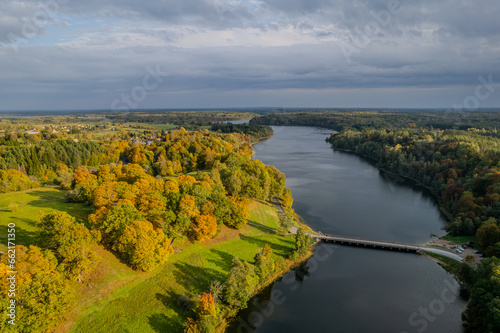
[219,247,315,332]
[330,146,455,222]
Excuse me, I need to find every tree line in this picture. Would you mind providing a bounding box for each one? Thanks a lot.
[250,110,500,131]
[0,125,273,193]
[328,125,500,332]
[0,125,296,332]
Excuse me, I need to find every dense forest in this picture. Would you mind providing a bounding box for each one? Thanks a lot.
[324,113,500,332]
[0,120,306,332]
[250,110,500,131]
[105,111,256,128]
[4,108,500,331]
[0,124,274,191]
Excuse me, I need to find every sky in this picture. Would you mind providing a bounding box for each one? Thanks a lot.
[1,0,500,111]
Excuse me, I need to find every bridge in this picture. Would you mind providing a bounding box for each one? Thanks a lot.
[270,197,461,260]
[308,232,422,253]
[308,233,464,262]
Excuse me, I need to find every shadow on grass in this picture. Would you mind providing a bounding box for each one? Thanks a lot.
[0,218,39,248]
[149,293,190,333]
[150,263,225,333]
[23,188,65,201]
[147,262,231,332]
[205,248,237,274]
[149,313,173,333]
[248,220,278,233]
[172,262,226,293]
[238,234,294,258]
[30,200,93,226]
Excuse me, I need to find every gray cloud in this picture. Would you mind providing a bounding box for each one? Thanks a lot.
[0,0,499,110]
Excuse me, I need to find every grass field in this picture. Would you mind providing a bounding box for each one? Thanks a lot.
[425,252,464,274]
[67,201,295,333]
[248,201,279,230]
[441,235,477,245]
[0,187,93,252]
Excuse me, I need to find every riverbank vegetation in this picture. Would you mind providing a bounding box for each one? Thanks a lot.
[250,109,500,131]
[251,108,500,332]
[0,113,312,332]
[320,112,500,332]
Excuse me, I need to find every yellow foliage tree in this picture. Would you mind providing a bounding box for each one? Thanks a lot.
[0,246,74,333]
[179,194,200,218]
[191,214,218,242]
[93,181,118,208]
[115,220,173,271]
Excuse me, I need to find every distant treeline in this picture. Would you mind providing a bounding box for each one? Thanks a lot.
[328,124,500,332]
[106,111,256,127]
[250,110,500,131]
[210,123,273,141]
[0,125,274,192]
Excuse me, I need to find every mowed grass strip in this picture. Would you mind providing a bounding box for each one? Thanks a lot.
[0,188,93,252]
[69,201,294,333]
[248,201,279,230]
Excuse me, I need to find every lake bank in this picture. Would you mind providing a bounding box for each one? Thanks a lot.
[64,200,309,332]
[240,125,466,333]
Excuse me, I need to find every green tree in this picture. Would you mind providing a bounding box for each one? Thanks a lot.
[477,224,500,256]
[223,258,258,310]
[37,212,99,282]
[294,228,313,256]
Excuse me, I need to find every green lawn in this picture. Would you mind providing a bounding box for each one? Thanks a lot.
[0,188,93,251]
[441,235,477,245]
[70,201,294,333]
[248,201,279,230]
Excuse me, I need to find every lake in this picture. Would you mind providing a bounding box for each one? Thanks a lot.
[230,126,466,333]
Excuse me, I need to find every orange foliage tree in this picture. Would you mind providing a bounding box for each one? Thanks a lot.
[115,220,173,271]
[0,246,74,332]
[191,214,218,242]
[199,293,216,316]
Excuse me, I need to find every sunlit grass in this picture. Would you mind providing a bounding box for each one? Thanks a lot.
[0,188,93,252]
[69,201,294,333]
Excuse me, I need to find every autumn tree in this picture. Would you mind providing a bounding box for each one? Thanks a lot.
[100,203,145,245]
[191,214,218,242]
[115,220,173,271]
[0,246,74,332]
[254,244,274,282]
[224,196,249,229]
[199,293,216,316]
[184,318,200,333]
[178,194,200,218]
[196,293,218,333]
[37,212,100,282]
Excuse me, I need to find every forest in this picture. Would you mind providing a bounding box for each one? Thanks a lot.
[5,108,500,332]
[0,115,309,333]
[250,109,500,131]
[321,113,500,333]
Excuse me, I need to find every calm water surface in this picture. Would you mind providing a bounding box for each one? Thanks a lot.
[231,126,466,333]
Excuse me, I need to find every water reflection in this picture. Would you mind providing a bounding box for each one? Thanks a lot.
[230,126,466,333]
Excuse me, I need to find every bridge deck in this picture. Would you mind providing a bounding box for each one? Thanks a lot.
[310,233,421,252]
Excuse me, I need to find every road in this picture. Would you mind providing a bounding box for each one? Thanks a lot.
[420,248,463,262]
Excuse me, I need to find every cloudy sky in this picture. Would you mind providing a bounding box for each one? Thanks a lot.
[1,0,499,111]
